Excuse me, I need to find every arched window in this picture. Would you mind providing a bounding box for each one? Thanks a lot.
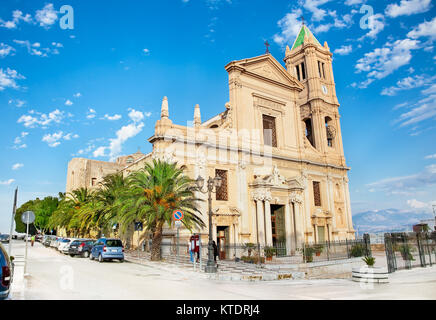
[126,156,134,164]
[303,118,315,148]
[210,124,219,129]
[325,116,335,148]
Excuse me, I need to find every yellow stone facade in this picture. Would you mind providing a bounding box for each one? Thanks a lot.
[65,26,355,251]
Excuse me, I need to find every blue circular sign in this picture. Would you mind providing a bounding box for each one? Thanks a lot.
[173,210,183,221]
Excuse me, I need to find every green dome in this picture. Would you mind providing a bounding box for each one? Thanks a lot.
[291,25,321,50]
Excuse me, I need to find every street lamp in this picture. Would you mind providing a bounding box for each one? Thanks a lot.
[432,205,436,231]
[195,175,222,273]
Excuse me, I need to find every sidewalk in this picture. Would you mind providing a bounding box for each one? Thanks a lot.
[124,250,306,281]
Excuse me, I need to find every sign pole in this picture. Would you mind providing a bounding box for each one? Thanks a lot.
[8,187,18,258]
[177,225,179,264]
[24,219,29,275]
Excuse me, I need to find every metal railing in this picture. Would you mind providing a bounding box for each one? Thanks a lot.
[133,235,371,266]
[384,232,436,273]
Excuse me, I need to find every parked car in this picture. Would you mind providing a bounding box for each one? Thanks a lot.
[36,234,43,242]
[51,237,64,248]
[12,232,26,240]
[0,243,13,300]
[69,239,94,258]
[90,238,124,263]
[43,235,56,247]
[58,238,75,253]
[0,235,10,243]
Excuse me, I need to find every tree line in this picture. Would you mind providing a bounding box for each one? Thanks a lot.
[15,160,205,260]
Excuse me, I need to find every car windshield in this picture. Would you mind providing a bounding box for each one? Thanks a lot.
[62,239,70,243]
[106,240,123,247]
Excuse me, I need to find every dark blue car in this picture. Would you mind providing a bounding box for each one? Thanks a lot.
[90,238,124,263]
[0,243,13,300]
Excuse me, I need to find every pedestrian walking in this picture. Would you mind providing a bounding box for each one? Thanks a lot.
[188,239,194,263]
[31,235,35,247]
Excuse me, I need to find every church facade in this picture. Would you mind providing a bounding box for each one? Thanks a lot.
[65,25,355,252]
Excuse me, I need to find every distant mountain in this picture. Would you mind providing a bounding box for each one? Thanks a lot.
[352,208,433,234]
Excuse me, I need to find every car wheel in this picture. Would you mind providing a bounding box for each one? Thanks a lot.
[83,251,90,258]
[119,259,124,263]
[89,252,94,260]
[69,254,75,258]
[98,254,103,263]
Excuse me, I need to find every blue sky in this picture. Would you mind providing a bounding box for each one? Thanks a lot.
[0,0,435,232]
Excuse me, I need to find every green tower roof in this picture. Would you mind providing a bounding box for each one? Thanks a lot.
[291,25,321,50]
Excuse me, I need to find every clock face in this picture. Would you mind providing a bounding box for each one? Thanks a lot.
[322,85,328,95]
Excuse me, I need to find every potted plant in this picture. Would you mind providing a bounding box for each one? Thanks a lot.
[302,247,315,263]
[362,255,375,267]
[264,246,276,262]
[313,244,324,256]
[244,243,255,257]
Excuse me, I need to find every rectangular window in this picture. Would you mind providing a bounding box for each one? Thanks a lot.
[301,62,306,80]
[318,61,322,78]
[321,63,325,79]
[295,65,300,81]
[215,169,228,201]
[91,178,97,186]
[313,181,322,207]
[262,114,277,147]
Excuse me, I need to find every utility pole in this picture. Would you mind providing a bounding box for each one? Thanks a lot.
[432,205,436,231]
[8,187,18,258]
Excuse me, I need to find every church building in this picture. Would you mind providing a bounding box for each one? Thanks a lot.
[65,25,355,253]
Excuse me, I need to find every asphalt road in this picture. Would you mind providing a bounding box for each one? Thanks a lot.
[5,240,436,300]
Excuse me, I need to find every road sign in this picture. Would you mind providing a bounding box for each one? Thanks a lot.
[134,222,143,231]
[173,210,184,221]
[21,211,35,224]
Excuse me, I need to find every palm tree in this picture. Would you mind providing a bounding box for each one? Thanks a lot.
[117,160,205,261]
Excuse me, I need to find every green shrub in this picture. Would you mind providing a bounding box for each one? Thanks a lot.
[350,244,365,257]
[362,256,375,267]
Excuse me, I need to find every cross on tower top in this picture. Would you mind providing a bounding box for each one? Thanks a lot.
[264,40,270,54]
[301,16,305,25]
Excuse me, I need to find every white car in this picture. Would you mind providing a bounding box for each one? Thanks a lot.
[12,232,26,240]
[58,238,77,254]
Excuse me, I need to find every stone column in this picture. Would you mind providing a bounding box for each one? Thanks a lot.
[326,175,335,241]
[302,172,312,242]
[264,198,273,246]
[237,160,249,235]
[343,177,354,237]
[290,191,304,249]
[256,200,265,246]
[284,202,293,255]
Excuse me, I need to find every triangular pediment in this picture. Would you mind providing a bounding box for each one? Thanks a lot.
[225,54,304,91]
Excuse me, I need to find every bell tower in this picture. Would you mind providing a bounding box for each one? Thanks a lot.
[283,24,345,165]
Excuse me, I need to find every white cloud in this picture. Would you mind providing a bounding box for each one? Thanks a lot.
[73,92,81,98]
[395,94,436,126]
[359,14,385,40]
[65,99,73,106]
[86,108,96,119]
[104,114,122,121]
[13,132,28,149]
[0,179,15,186]
[381,74,436,96]
[0,10,32,29]
[425,154,436,159]
[17,109,64,128]
[303,0,331,21]
[42,131,78,147]
[8,99,26,107]
[334,44,352,55]
[355,38,420,87]
[386,0,432,18]
[13,40,60,57]
[93,109,149,160]
[0,43,15,58]
[273,9,303,46]
[143,48,150,55]
[0,68,25,91]
[128,109,145,122]
[12,163,23,170]
[407,16,436,40]
[345,0,365,5]
[367,164,436,194]
[407,199,435,211]
[35,3,58,28]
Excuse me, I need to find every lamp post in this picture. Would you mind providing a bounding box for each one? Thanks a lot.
[195,175,222,273]
[433,205,436,231]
